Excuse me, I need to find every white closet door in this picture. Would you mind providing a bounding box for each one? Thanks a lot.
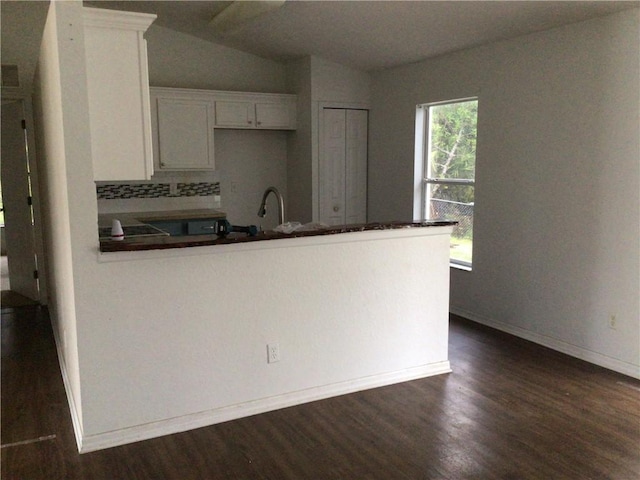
[319,109,347,225]
[345,109,368,224]
[319,108,368,226]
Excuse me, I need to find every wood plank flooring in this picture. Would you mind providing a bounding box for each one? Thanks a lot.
[2,306,639,479]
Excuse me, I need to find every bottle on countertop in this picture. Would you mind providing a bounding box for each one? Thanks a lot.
[111,219,124,241]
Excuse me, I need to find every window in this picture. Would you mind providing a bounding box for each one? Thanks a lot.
[414,98,477,268]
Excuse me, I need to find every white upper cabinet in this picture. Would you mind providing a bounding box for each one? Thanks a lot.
[149,87,297,172]
[214,101,255,128]
[83,7,156,181]
[255,101,293,129]
[150,90,215,171]
[214,94,297,130]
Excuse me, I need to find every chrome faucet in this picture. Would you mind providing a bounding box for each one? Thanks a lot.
[257,186,285,225]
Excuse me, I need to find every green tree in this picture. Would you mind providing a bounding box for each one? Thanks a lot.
[428,100,477,204]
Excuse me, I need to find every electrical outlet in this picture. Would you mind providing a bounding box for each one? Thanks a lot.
[609,314,617,330]
[267,343,280,363]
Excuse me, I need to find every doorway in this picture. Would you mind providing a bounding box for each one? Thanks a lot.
[1,98,40,307]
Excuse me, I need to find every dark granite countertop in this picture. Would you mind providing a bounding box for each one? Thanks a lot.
[99,220,457,253]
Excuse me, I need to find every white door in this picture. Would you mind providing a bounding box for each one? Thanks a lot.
[345,109,368,224]
[319,109,347,225]
[1,100,39,300]
[319,108,368,226]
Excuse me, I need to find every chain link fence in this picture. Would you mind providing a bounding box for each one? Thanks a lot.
[429,199,474,238]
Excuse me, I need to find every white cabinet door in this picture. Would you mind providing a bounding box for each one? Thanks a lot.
[255,102,291,129]
[215,101,255,128]
[83,7,155,181]
[319,109,347,225]
[345,110,368,224]
[319,108,368,226]
[154,97,215,171]
[215,96,296,130]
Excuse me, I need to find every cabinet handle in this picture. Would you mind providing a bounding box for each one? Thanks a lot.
[256,121,262,126]
[333,206,340,212]
[160,162,165,167]
[248,120,252,125]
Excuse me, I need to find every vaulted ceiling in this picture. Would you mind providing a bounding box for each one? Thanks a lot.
[2,1,638,93]
[84,1,638,71]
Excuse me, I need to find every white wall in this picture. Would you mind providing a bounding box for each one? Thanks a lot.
[82,227,452,451]
[33,0,101,436]
[215,129,288,229]
[285,57,313,223]
[369,10,640,377]
[146,24,287,93]
[286,56,372,223]
[310,56,371,105]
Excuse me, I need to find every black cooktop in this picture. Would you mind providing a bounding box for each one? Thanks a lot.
[99,224,169,240]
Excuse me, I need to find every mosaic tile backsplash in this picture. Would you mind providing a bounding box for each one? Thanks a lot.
[97,182,220,200]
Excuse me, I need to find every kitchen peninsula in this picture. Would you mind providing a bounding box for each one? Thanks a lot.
[86,220,455,452]
[37,1,457,454]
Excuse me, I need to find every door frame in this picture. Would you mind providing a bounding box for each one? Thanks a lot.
[1,91,48,303]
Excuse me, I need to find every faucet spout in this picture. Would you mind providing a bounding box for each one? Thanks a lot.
[258,186,285,225]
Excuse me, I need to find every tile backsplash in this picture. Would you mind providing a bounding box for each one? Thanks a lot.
[97,182,220,199]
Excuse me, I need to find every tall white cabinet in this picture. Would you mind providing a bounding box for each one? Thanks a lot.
[319,108,368,225]
[83,7,156,181]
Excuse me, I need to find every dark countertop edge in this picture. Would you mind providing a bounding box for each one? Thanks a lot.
[99,221,457,253]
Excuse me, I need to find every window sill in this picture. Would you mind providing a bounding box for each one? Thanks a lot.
[450,262,472,272]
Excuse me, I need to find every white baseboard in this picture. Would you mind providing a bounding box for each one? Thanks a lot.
[51,324,85,452]
[79,361,451,453]
[450,306,640,380]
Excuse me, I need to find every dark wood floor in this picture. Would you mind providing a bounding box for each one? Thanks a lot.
[2,306,639,480]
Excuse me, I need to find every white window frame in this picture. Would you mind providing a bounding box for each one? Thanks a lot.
[414,97,477,270]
